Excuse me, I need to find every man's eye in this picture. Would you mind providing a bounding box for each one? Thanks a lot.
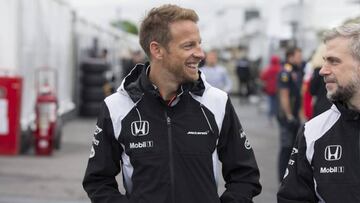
[325,58,340,65]
[183,43,195,49]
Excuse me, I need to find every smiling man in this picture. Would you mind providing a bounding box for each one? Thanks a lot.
[82,4,261,203]
[277,23,360,203]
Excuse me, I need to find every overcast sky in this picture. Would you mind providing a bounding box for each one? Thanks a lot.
[66,0,359,31]
[67,0,270,25]
[66,0,360,49]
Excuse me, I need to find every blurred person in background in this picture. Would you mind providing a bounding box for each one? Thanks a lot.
[278,23,360,203]
[276,47,303,182]
[200,50,232,93]
[100,48,109,60]
[100,48,116,96]
[83,4,261,203]
[121,50,146,78]
[309,44,332,117]
[260,55,281,125]
[236,55,251,101]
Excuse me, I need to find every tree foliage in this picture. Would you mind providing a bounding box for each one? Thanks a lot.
[111,20,138,35]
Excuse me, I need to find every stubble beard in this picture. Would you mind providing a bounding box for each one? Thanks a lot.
[327,73,360,103]
[177,65,199,83]
[166,64,199,84]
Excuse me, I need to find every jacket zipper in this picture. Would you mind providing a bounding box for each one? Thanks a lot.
[165,111,175,203]
[200,104,214,134]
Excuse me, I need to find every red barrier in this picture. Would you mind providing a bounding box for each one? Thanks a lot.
[0,76,22,155]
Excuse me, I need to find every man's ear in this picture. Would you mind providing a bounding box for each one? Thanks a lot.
[150,41,164,60]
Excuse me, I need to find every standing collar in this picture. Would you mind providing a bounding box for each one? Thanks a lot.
[334,101,360,121]
[122,62,205,103]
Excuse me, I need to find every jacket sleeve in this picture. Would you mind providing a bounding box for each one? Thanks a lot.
[82,102,129,203]
[277,126,318,203]
[218,98,262,203]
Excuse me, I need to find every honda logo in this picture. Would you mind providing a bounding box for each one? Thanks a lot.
[131,121,149,136]
[324,145,342,161]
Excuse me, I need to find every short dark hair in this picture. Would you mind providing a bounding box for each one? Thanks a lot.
[139,4,199,59]
[285,47,301,61]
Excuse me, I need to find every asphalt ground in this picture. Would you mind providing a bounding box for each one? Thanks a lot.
[0,96,280,203]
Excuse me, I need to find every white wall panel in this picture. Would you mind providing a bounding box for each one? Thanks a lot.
[0,0,19,72]
[18,0,75,128]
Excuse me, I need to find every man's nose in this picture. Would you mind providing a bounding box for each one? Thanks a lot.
[319,64,330,76]
[193,47,205,60]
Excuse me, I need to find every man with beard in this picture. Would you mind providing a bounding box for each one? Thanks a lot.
[277,23,360,203]
[82,4,261,203]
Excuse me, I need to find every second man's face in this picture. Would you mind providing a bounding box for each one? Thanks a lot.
[320,37,360,102]
[162,20,205,84]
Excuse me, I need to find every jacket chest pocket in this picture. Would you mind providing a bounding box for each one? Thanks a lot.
[173,127,218,155]
[313,146,360,185]
[121,128,166,158]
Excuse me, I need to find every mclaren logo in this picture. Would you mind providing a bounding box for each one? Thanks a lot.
[131,121,149,136]
[324,145,342,161]
[187,131,209,135]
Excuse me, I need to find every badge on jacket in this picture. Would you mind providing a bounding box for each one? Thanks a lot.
[281,72,289,83]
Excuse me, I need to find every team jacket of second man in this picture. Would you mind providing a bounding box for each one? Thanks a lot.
[278,102,360,202]
[83,63,261,203]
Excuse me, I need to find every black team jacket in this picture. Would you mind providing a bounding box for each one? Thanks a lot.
[83,63,261,203]
[278,102,360,203]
